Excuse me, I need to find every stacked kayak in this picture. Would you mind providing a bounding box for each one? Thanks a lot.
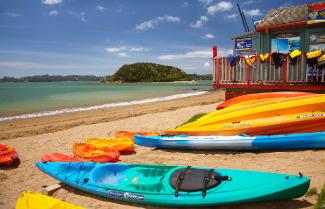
[36,162,310,207]
[217,91,314,110]
[166,94,325,136]
[0,144,18,166]
[73,143,120,162]
[115,130,160,140]
[16,191,85,209]
[135,132,325,150]
[85,137,134,153]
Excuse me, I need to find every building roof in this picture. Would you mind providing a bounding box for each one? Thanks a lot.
[261,4,308,27]
[256,1,325,30]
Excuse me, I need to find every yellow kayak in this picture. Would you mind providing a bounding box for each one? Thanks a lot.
[181,94,325,128]
[16,191,85,209]
[85,137,134,153]
[165,111,325,136]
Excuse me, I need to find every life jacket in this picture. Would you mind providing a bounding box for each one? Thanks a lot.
[245,55,256,66]
[306,50,322,66]
[318,54,325,68]
[289,49,302,65]
[259,53,270,63]
[306,50,322,59]
[227,55,240,67]
[271,53,286,68]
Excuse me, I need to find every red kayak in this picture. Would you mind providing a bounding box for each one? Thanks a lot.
[41,153,89,162]
[0,144,18,166]
[217,91,315,110]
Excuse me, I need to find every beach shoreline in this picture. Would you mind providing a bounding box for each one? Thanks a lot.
[0,91,224,141]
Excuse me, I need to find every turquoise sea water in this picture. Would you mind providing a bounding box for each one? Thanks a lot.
[0,81,211,118]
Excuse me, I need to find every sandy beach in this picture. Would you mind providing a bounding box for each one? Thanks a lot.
[0,91,324,209]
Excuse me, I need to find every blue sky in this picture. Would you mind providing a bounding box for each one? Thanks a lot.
[0,0,312,77]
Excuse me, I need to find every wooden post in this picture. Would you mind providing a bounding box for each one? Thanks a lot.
[247,64,251,85]
[216,58,220,84]
[282,55,287,84]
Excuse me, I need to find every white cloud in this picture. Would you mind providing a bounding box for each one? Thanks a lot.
[207,1,233,15]
[202,33,214,39]
[244,9,262,16]
[129,47,148,52]
[4,12,21,17]
[105,47,124,52]
[198,0,213,6]
[49,10,58,16]
[190,16,208,28]
[182,2,189,8]
[203,62,210,68]
[96,5,106,12]
[226,13,238,19]
[117,52,129,57]
[158,50,211,60]
[41,0,63,5]
[136,15,181,30]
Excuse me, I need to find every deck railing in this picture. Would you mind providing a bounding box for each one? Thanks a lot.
[212,53,325,90]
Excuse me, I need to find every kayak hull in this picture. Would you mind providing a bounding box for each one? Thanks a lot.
[36,162,310,207]
[166,111,325,136]
[16,191,85,209]
[135,132,325,150]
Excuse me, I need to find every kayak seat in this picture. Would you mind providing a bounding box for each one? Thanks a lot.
[130,168,170,192]
[170,168,225,192]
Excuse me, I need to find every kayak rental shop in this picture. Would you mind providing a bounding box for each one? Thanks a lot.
[212,1,325,99]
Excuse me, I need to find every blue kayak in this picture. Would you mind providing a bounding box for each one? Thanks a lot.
[134,132,325,150]
[36,162,310,207]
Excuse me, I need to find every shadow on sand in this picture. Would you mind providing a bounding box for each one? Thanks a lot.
[62,184,313,209]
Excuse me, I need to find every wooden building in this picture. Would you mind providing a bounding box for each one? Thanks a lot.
[212,1,325,99]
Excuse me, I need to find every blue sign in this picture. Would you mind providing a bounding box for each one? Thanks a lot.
[235,37,252,51]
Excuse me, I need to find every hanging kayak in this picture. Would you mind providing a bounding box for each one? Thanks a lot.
[134,132,325,150]
[35,162,310,207]
[15,191,85,209]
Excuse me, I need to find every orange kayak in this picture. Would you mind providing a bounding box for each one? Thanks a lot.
[0,144,18,166]
[217,91,315,110]
[115,131,160,139]
[85,138,134,153]
[73,143,120,162]
[41,153,89,162]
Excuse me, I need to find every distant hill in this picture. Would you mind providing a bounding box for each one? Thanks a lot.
[108,63,190,82]
[187,74,212,80]
[0,75,103,82]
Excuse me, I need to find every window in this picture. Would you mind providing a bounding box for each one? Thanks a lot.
[271,33,300,53]
[309,32,325,51]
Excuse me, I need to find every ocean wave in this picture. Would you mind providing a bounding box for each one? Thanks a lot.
[0,91,208,122]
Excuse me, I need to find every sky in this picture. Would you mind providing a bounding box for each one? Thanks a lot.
[0,0,312,77]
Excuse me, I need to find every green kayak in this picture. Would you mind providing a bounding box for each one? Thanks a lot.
[36,162,310,207]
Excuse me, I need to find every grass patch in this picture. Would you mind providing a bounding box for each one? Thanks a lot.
[306,187,318,197]
[178,113,207,127]
[314,184,325,209]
